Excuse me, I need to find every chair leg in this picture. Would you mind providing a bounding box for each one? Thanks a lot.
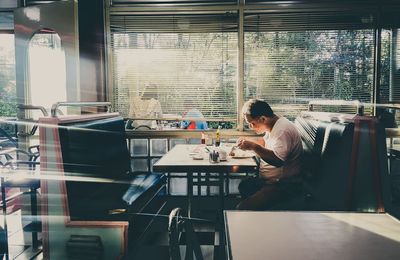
[0,226,7,260]
[185,219,203,260]
[206,172,210,196]
[225,175,229,195]
[1,183,6,216]
[1,178,9,259]
[30,189,39,249]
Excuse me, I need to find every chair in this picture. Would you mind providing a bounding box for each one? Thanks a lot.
[0,146,41,253]
[168,208,203,260]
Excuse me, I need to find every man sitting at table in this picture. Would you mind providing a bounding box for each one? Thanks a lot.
[234,99,303,210]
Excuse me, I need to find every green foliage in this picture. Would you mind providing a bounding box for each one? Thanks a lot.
[0,34,17,117]
[0,78,17,117]
[0,96,17,117]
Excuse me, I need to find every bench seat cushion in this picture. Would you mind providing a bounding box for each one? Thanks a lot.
[123,173,166,205]
[68,173,166,221]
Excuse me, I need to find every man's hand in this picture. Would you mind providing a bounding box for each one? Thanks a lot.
[236,137,257,151]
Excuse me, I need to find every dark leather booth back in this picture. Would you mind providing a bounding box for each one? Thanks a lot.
[295,115,390,212]
[58,116,131,218]
[59,116,130,178]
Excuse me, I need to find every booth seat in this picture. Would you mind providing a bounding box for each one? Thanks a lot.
[273,112,391,213]
[39,113,166,259]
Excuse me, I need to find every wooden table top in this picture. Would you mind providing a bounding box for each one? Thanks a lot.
[224,211,400,260]
[153,144,258,173]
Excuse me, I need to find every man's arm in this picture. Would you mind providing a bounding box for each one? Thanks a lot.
[237,139,283,167]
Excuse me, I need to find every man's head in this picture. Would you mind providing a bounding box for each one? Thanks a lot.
[242,99,275,133]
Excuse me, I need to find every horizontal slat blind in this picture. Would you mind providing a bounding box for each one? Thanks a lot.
[244,10,376,119]
[393,29,400,103]
[245,11,376,32]
[0,12,13,30]
[24,0,62,6]
[112,0,238,5]
[110,13,238,33]
[110,13,238,120]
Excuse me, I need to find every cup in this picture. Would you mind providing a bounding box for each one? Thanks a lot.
[218,148,227,161]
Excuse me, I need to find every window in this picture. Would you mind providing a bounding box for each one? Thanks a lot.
[244,30,375,119]
[109,3,400,128]
[380,8,400,105]
[244,11,376,119]
[110,13,238,128]
[28,32,66,115]
[0,12,16,117]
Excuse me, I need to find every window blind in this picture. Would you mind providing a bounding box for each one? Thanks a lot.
[0,0,17,9]
[380,29,392,105]
[244,11,376,119]
[111,0,237,6]
[381,7,400,104]
[245,11,376,32]
[0,12,13,30]
[110,13,238,122]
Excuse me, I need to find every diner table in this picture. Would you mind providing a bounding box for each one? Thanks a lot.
[153,144,258,218]
[154,144,258,257]
[224,211,400,260]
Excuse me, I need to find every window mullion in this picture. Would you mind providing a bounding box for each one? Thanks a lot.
[237,1,244,131]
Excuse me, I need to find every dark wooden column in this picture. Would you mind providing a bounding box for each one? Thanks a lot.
[78,0,106,107]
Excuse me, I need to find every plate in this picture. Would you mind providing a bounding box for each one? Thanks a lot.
[231,155,253,159]
[231,151,254,159]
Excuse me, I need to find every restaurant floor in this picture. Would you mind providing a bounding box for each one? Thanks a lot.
[1,195,239,260]
[0,210,42,260]
[128,195,240,260]
[4,198,400,260]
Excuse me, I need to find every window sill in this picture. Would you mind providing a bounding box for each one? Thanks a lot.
[125,129,261,138]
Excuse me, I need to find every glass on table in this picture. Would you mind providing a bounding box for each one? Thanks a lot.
[209,149,220,163]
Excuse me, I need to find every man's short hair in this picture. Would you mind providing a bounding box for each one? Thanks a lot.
[242,99,274,118]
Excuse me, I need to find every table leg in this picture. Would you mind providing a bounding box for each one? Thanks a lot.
[219,173,224,216]
[188,172,193,218]
[206,172,210,196]
[197,172,200,197]
[217,173,226,259]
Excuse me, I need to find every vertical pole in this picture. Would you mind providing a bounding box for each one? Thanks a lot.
[104,0,114,106]
[373,12,382,116]
[237,0,245,131]
[1,177,9,259]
